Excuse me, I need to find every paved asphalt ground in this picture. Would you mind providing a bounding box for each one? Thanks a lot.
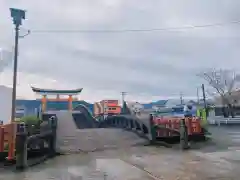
[207,125,240,150]
[1,111,240,179]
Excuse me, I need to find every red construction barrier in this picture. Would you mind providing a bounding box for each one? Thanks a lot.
[156,117,164,137]
[0,123,17,161]
[186,117,192,135]
[153,116,202,138]
[171,118,180,134]
[166,119,172,137]
[191,117,201,134]
[154,117,171,137]
[0,127,4,152]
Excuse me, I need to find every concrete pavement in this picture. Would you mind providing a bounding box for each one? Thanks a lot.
[1,145,239,180]
[5,110,237,179]
[208,125,240,150]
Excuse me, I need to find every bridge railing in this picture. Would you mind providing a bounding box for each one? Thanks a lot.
[15,116,58,170]
[103,114,204,149]
[0,116,58,170]
[208,116,240,125]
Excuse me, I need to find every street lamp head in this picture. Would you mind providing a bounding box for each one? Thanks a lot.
[10,8,26,26]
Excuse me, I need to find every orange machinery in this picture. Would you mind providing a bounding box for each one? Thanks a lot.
[94,100,121,117]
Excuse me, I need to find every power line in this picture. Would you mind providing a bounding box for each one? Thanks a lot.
[30,20,240,34]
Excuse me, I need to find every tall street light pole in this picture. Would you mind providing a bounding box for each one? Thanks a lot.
[121,92,127,114]
[121,92,127,105]
[10,8,26,122]
[180,92,183,105]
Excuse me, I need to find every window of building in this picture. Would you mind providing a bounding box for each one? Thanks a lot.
[15,113,24,118]
[108,107,116,110]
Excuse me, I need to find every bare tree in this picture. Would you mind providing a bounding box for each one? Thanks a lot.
[198,69,239,117]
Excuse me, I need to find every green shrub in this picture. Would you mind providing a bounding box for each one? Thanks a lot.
[20,115,41,124]
[19,116,42,135]
[4,143,9,151]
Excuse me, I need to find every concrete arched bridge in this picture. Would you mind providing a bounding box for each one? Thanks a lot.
[12,101,210,172]
[47,103,204,154]
[13,102,204,163]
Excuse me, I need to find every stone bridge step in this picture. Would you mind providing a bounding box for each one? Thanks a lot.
[55,111,147,154]
[58,129,147,154]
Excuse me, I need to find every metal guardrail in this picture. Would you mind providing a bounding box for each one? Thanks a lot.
[208,116,240,125]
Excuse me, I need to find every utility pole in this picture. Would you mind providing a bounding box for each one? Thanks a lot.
[180,92,183,105]
[121,92,127,114]
[197,87,200,104]
[121,92,127,105]
[10,8,26,122]
[201,84,207,110]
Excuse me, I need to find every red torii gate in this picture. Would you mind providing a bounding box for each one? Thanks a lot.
[31,86,83,112]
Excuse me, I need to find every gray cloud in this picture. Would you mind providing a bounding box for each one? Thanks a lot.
[1,0,240,101]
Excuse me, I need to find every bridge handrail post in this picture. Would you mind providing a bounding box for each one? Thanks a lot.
[106,116,109,126]
[122,118,126,128]
[110,117,114,126]
[125,118,130,129]
[15,122,28,170]
[123,118,126,128]
[116,117,119,127]
[179,119,189,150]
[149,114,156,144]
[49,116,58,156]
[119,117,122,127]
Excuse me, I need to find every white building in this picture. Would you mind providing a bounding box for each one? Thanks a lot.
[0,85,12,124]
[126,102,144,113]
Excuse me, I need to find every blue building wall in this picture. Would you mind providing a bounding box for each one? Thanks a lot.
[16,99,183,117]
[16,100,41,116]
[16,99,94,117]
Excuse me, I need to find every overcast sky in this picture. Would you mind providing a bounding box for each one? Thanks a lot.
[0,0,240,102]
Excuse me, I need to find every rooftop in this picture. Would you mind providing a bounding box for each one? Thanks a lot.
[31,86,83,94]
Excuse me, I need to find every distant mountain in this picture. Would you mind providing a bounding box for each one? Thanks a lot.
[142,100,168,109]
